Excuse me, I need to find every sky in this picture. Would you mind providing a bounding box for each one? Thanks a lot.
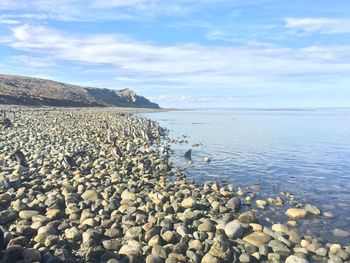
[0,0,349,108]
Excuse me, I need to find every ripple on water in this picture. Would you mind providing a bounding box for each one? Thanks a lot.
[141,109,350,244]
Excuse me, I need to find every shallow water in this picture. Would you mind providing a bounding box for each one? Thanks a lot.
[142,108,350,244]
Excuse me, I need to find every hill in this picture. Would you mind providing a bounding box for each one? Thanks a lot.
[0,74,160,108]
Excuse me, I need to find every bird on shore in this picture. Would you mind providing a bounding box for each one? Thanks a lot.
[62,151,88,170]
[184,149,192,160]
[10,150,27,167]
[111,145,123,160]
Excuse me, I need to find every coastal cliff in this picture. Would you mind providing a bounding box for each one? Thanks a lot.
[0,74,160,109]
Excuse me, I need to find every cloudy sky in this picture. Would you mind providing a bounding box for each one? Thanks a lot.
[0,0,349,108]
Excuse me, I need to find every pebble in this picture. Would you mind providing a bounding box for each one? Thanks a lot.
[224,221,243,239]
[18,210,39,220]
[243,232,271,247]
[272,223,289,233]
[181,197,196,208]
[285,255,309,263]
[201,253,220,263]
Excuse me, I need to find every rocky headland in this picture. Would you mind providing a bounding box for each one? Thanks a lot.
[0,74,160,109]
[0,108,349,263]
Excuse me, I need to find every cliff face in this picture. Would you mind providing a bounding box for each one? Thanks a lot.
[0,74,160,109]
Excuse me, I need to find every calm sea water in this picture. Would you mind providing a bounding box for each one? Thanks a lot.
[141,108,350,243]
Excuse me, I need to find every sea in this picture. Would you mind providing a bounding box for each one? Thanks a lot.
[141,108,350,244]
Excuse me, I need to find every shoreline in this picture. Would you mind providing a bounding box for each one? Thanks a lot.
[0,108,349,262]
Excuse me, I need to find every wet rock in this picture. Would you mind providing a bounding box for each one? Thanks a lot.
[285,208,308,219]
[333,228,350,238]
[316,247,328,257]
[203,157,211,163]
[305,204,321,216]
[256,200,267,209]
[226,197,240,210]
[272,224,289,233]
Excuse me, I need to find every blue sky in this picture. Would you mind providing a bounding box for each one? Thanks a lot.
[0,0,349,108]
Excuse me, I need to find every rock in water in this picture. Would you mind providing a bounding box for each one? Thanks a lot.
[184,149,192,159]
[203,157,211,163]
[285,208,308,219]
[333,228,350,238]
[305,204,321,215]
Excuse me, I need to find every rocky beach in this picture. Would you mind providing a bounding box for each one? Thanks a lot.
[0,108,349,263]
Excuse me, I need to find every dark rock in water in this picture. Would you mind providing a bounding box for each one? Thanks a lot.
[184,149,192,160]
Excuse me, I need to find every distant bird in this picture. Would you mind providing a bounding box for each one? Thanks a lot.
[184,149,192,160]
[62,151,88,170]
[10,150,27,167]
[111,146,123,160]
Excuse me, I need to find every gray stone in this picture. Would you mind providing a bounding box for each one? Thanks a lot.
[0,210,17,224]
[268,240,291,255]
[305,204,321,215]
[224,221,243,239]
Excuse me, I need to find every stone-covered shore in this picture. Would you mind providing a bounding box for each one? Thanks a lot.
[0,108,349,263]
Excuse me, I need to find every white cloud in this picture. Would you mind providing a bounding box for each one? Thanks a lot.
[0,19,20,25]
[2,24,350,93]
[285,17,350,34]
